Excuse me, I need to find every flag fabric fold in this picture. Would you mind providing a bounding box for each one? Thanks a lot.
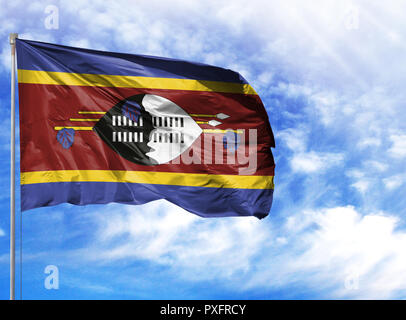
[16,39,275,219]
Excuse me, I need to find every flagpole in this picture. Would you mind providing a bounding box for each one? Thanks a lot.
[9,33,18,301]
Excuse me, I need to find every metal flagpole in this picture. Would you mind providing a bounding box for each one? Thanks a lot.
[9,32,18,301]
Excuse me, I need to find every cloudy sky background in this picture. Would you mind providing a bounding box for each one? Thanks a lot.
[0,0,406,299]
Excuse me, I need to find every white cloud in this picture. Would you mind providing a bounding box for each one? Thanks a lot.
[291,151,344,173]
[277,127,308,152]
[383,174,406,190]
[357,137,381,149]
[388,134,406,158]
[0,46,11,72]
[351,179,371,194]
[277,127,344,174]
[247,206,406,299]
[0,228,5,237]
[347,168,372,194]
[364,160,388,172]
[85,201,269,279]
[64,203,406,299]
[311,91,340,126]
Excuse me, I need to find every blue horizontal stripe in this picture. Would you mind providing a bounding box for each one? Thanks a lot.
[21,182,272,219]
[16,39,248,84]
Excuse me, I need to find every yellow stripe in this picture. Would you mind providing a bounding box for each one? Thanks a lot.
[190,114,216,117]
[54,126,93,131]
[54,127,243,133]
[20,170,274,190]
[69,118,100,122]
[18,69,257,95]
[202,129,243,134]
[78,111,105,114]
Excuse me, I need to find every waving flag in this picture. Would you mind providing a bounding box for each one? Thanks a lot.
[16,39,275,218]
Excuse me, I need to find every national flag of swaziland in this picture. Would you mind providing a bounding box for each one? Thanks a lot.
[16,39,275,219]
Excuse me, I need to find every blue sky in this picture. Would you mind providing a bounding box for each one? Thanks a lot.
[1,0,406,299]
